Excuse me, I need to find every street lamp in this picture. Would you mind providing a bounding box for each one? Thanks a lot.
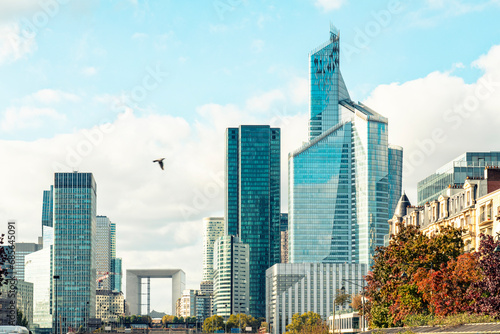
[53,275,60,334]
[341,278,366,332]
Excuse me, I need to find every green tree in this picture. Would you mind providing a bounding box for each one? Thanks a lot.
[17,309,29,327]
[365,224,465,327]
[161,315,175,325]
[286,311,324,334]
[203,315,224,333]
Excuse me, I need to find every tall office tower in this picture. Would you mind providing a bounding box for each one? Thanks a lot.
[201,217,225,286]
[213,235,249,318]
[96,216,112,290]
[288,27,402,266]
[417,152,500,205]
[14,242,42,281]
[110,223,116,258]
[225,125,280,317]
[388,146,404,217]
[308,24,350,141]
[25,226,54,333]
[42,186,53,233]
[53,172,97,332]
[111,258,122,292]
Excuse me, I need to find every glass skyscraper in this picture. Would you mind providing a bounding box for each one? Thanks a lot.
[42,186,53,233]
[288,27,402,266]
[225,125,280,318]
[96,216,112,290]
[53,172,97,332]
[417,151,500,205]
[25,226,54,332]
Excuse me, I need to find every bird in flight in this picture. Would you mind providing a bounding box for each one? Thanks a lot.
[153,158,165,170]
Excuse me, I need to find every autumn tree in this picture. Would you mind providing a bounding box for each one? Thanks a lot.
[365,224,465,327]
[414,252,482,316]
[466,234,500,318]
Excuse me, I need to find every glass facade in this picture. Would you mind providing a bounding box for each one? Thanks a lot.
[14,242,42,281]
[25,226,54,331]
[417,152,500,205]
[53,172,97,333]
[42,186,54,231]
[309,26,350,141]
[96,216,112,290]
[111,258,122,293]
[388,146,403,217]
[288,28,402,267]
[225,125,280,318]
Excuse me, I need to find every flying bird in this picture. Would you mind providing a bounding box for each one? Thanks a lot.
[153,158,165,170]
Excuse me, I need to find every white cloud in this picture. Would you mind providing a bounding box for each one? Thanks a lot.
[1,106,65,131]
[363,43,500,203]
[30,89,81,104]
[314,0,346,12]
[406,0,499,27]
[0,23,36,65]
[81,66,97,76]
[245,89,285,112]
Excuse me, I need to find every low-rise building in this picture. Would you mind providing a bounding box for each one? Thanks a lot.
[266,263,368,334]
[389,167,500,251]
[96,290,125,323]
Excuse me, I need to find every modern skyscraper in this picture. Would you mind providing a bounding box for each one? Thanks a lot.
[288,27,402,266]
[213,235,249,318]
[53,172,97,332]
[225,125,280,317]
[111,258,122,292]
[42,186,53,233]
[96,216,112,290]
[14,242,42,281]
[202,217,225,284]
[25,226,54,333]
[417,152,500,205]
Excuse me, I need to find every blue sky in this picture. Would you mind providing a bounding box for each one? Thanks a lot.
[1,0,500,314]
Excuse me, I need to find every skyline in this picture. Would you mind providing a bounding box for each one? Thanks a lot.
[1,0,500,314]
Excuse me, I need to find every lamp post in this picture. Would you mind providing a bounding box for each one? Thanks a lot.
[53,275,60,334]
[341,278,366,332]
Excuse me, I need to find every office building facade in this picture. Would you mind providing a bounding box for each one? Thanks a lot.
[288,27,402,266]
[225,125,280,317]
[96,216,112,290]
[53,172,97,332]
[42,186,53,232]
[417,152,500,205]
[202,217,225,284]
[213,235,249,318]
[14,242,42,281]
[96,290,124,323]
[25,226,54,332]
[266,262,368,334]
